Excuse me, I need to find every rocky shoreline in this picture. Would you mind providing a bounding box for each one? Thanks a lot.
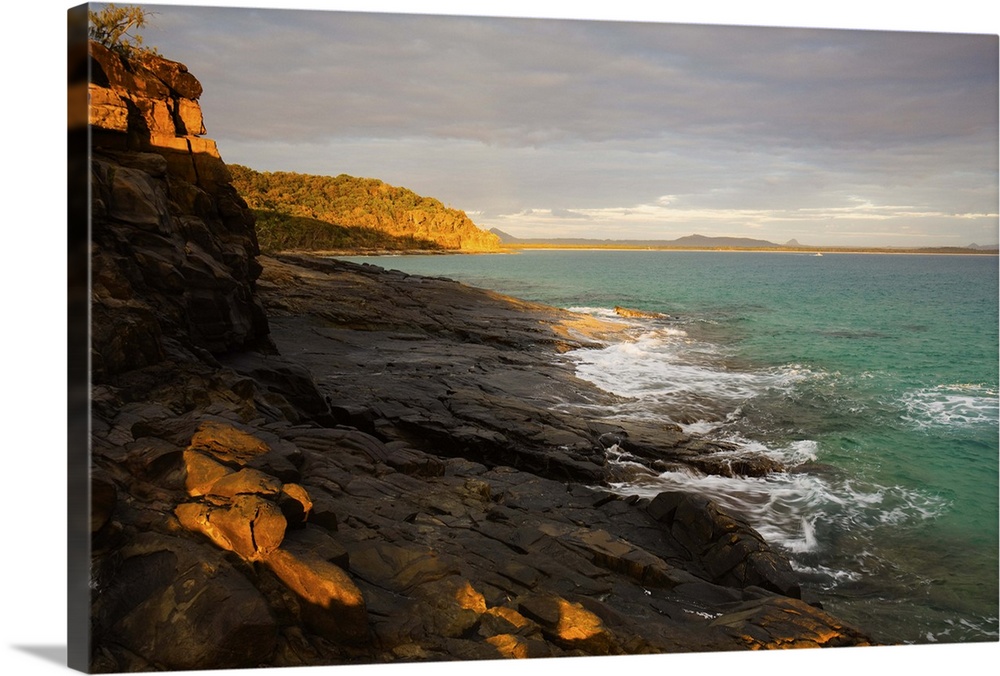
[89,252,873,671]
[80,39,872,672]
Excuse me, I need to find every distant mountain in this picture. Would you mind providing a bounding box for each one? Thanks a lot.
[488,227,520,244]
[785,239,802,247]
[968,243,1000,250]
[670,234,780,248]
[492,231,782,249]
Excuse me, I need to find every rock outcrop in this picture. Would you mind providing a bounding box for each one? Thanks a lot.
[83,43,872,672]
[87,41,269,381]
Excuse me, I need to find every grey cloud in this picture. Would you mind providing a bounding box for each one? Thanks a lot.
[148,6,997,246]
[156,9,994,148]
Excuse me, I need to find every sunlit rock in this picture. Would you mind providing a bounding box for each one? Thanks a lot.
[518,595,619,655]
[182,449,231,496]
[187,420,272,465]
[264,547,369,644]
[174,494,286,560]
[207,467,283,499]
[277,482,313,527]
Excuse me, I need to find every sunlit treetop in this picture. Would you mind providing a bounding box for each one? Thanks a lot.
[88,4,159,59]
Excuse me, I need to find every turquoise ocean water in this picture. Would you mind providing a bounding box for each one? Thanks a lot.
[338,250,999,645]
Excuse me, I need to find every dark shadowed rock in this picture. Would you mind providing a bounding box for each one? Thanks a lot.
[91,477,117,535]
[220,351,334,424]
[280,526,350,569]
[711,596,872,648]
[91,534,278,671]
[347,541,460,593]
[646,491,800,598]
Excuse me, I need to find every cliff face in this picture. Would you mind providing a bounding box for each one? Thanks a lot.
[87,41,269,380]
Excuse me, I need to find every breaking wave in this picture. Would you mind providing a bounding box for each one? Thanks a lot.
[899,384,999,429]
[564,308,952,585]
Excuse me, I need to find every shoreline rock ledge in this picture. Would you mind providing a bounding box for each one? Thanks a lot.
[83,43,872,672]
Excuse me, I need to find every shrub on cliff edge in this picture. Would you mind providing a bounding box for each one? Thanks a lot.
[89,4,159,59]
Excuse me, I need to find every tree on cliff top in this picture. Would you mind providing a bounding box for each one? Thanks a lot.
[89,4,158,59]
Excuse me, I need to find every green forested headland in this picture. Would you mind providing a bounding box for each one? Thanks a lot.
[229,165,501,253]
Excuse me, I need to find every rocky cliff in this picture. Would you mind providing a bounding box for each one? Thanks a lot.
[81,43,871,672]
[87,41,270,380]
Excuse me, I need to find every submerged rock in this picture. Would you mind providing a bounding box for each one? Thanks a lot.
[614,305,671,319]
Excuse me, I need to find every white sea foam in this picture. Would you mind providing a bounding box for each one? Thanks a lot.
[564,327,812,426]
[715,436,820,466]
[566,306,629,320]
[567,308,955,587]
[678,420,725,435]
[603,441,949,561]
[900,383,999,429]
[790,561,862,585]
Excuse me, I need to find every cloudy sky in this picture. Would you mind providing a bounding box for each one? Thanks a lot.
[132,2,996,246]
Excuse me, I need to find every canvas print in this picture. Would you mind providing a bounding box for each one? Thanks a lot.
[67,2,999,672]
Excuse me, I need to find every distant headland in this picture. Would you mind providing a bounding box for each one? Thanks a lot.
[222,167,997,258]
[229,164,502,253]
[488,228,1000,255]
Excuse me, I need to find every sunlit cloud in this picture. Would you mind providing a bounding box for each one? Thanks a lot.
[486,198,999,245]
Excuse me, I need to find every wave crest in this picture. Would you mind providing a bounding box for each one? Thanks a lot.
[900,384,999,429]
